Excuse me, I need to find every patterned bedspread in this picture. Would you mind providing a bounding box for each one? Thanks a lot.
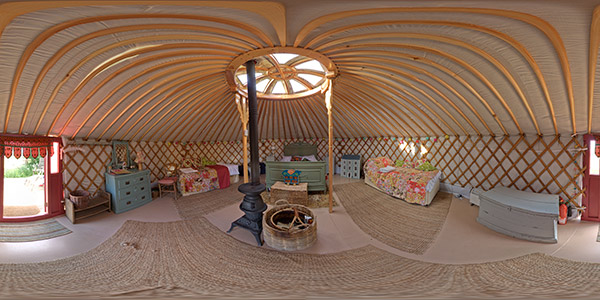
[364,157,440,205]
[178,168,219,196]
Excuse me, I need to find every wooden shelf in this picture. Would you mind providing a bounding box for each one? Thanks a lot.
[66,190,111,224]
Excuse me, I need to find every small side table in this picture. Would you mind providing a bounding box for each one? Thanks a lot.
[271,181,309,206]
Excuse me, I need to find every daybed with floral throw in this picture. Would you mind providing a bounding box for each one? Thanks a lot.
[363,157,441,206]
[176,157,225,197]
[178,167,220,197]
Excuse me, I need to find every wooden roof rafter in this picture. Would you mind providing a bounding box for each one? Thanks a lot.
[333,50,507,135]
[317,32,540,135]
[340,59,489,135]
[4,11,278,134]
[72,58,230,139]
[305,19,556,135]
[326,43,523,135]
[338,77,427,137]
[119,73,225,141]
[293,6,575,134]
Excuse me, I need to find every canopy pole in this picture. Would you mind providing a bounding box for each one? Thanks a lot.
[324,79,334,213]
[235,93,249,183]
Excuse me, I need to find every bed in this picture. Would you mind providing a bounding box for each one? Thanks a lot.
[364,157,441,206]
[265,143,327,192]
[177,158,240,196]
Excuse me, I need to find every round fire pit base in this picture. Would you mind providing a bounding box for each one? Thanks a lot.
[263,200,317,251]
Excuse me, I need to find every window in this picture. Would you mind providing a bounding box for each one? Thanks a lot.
[51,142,60,174]
[234,53,327,99]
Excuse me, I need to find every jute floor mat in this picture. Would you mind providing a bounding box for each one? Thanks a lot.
[1,217,600,299]
[173,181,243,219]
[335,182,452,255]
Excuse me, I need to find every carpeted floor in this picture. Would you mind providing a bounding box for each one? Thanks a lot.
[335,182,452,255]
[1,217,600,299]
[0,219,71,242]
[172,181,244,219]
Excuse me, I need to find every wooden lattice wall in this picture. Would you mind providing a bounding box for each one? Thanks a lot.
[63,135,584,204]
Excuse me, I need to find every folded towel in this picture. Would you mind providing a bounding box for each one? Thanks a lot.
[379,166,396,173]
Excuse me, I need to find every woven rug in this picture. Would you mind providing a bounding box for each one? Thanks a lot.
[173,180,244,219]
[334,182,452,255]
[0,219,72,242]
[1,217,600,299]
[261,190,338,208]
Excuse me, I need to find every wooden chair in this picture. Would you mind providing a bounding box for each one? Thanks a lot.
[158,176,178,199]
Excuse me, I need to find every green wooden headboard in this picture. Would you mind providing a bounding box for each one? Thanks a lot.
[283,142,318,157]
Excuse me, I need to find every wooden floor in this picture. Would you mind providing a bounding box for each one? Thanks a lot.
[1,174,599,264]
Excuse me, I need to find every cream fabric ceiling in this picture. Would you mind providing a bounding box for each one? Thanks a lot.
[0,0,599,142]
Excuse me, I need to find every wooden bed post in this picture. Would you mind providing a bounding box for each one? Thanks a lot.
[324,78,334,213]
[235,93,249,183]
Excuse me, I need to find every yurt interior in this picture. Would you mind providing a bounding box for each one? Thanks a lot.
[2,0,600,298]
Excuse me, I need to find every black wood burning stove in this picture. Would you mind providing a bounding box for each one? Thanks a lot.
[227,60,267,246]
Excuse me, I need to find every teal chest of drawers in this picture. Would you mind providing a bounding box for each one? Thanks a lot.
[105,169,152,214]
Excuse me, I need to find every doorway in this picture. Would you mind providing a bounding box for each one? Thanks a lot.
[3,155,46,218]
[0,135,64,222]
[582,134,600,221]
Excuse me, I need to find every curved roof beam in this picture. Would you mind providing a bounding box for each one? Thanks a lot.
[5,13,275,134]
[86,59,224,140]
[41,43,237,136]
[138,77,227,141]
[338,76,432,136]
[344,71,453,136]
[55,43,234,136]
[343,65,467,135]
[305,19,556,134]
[116,73,223,141]
[341,58,491,135]
[334,89,387,137]
[145,87,214,141]
[100,70,221,141]
[294,7,574,134]
[333,50,507,135]
[325,41,526,135]
[71,58,230,139]
[208,102,241,141]
[189,89,246,141]
[337,79,415,137]
[166,88,231,142]
[295,97,330,138]
[21,24,258,134]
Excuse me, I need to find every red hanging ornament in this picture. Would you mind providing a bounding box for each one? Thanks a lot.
[4,146,12,158]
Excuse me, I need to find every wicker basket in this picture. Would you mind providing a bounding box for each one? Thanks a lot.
[69,190,90,209]
[263,200,317,251]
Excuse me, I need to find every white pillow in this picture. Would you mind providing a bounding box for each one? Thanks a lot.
[301,155,317,161]
[280,156,292,162]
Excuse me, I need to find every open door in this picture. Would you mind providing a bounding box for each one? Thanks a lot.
[0,135,63,222]
[582,134,600,222]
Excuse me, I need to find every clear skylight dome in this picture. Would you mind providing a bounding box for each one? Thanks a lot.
[234,53,327,99]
